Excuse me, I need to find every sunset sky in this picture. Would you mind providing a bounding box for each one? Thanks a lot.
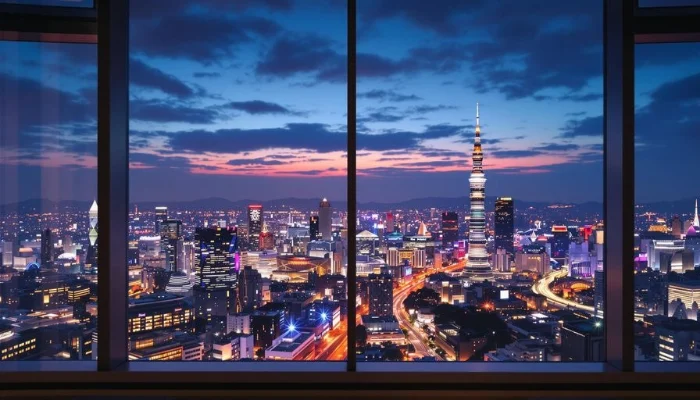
[1,0,699,204]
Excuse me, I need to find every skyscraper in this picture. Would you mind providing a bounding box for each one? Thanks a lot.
[193,227,238,332]
[86,200,98,270]
[441,211,458,248]
[386,212,394,233]
[155,206,168,233]
[368,270,393,317]
[160,219,182,273]
[551,225,570,263]
[319,198,332,241]
[463,103,493,283]
[40,229,52,269]
[238,265,262,313]
[248,205,263,251]
[259,223,274,250]
[309,215,320,240]
[494,197,514,255]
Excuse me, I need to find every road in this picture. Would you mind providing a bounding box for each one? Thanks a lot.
[391,259,466,360]
[532,266,596,314]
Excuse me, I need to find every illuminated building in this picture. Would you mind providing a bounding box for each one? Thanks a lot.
[259,223,274,251]
[154,206,168,233]
[441,211,458,248]
[494,197,514,255]
[1,241,14,267]
[319,198,332,241]
[435,323,488,361]
[648,240,686,270]
[316,274,346,303]
[515,245,550,275]
[273,255,330,283]
[248,205,263,251]
[494,248,510,272]
[238,266,262,313]
[362,315,405,345]
[386,212,394,233]
[265,329,314,360]
[128,331,203,361]
[561,319,603,362]
[227,313,251,335]
[128,292,193,334]
[356,255,385,277]
[0,324,38,361]
[667,281,700,320]
[309,215,320,241]
[368,270,393,317]
[655,318,700,361]
[212,332,254,360]
[357,230,379,255]
[550,225,569,264]
[165,272,193,295]
[85,200,98,271]
[594,270,604,318]
[425,272,464,304]
[385,230,403,248]
[251,305,285,348]
[463,103,493,283]
[193,227,238,333]
[160,219,182,273]
[40,229,52,269]
[307,241,342,274]
[484,339,546,362]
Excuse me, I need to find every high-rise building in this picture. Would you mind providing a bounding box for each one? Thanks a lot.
[441,211,458,248]
[86,200,98,270]
[193,227,238,332]
[238,266,262,313]
[594,269,604,319]
[561,319,603,362]
[495,248,509,272]
[551,225,570,263]
[368,271,393,317]
[155,206,168,233]
[160,219,182,273]
[319,198,332,241]
[248,205,263,251]
[464,103,493,283]
[494,197,514,255]
[259,223,274,251]
[515,245,550,275]
[40,229,52,269]
[309,216,320,240]
[386,212,394,233]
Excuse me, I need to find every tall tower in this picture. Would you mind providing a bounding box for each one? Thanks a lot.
[463,103,493,283]
[86,200,98,270]
[319,198,332,241]
[494,197,514,255]
[248,205,263,251]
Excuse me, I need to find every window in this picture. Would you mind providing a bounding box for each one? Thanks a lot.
[634,42,700,362]
[0,40,97,361]
[126,0,347,362]
[356,0,604,363]
[0,0,93,7]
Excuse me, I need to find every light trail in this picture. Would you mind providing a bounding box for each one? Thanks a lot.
[532,266,596,313]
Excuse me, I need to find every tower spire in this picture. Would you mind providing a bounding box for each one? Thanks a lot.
[694,199,699,227]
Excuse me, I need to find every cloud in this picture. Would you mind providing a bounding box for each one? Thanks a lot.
[358,112,405,123]
[256,34,345,83]
[166,123,346,154]
[489,150,542,158]
[224,100,300,115]
[558,115,603,138]
[193,72,222,78]
[130,99,221,124]
[130,58,196,98]
[357,89,422,102]
[357,124,466,151]
[130,152,192,169]
[227,158,285,166]
[407,104,458,113]
[531,143,580,152]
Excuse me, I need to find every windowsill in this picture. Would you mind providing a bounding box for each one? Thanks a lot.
[356,361,608,373]
[127,360,346,372]
[0,361,95,372]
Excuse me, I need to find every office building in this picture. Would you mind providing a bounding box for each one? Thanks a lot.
[248,204,263,251]
[494,248,510,273]
[160,219,182,273]
[309,215,321,240]
[155,206,168,233]
[561,319,603,362]
[259,224,274,251]
[551,225,569,263]
[238,266,262,313]
[494,197,514,255]
[227,313,251,335]
[386,212,394,233]
[463,103,493,283]
[40,229,52,269]
[251,306,285,348]
[515,245,550,275]
[441,211,458,248]
[655,318,700,361]
[86,200,98,270]
[368,271,393,317]
[668,281,700,320]
[672,215,683,239]
[319,198,332,241]
[128,293,193,334]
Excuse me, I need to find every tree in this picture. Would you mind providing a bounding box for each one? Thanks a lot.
[255,348,265,360]
[356,324,368,347]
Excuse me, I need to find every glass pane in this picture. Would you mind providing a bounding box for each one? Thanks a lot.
[127,0,347,362]
[0,41,97,361]
[634,43,700,362]
[0,0,93,7]
[357,0,604,363]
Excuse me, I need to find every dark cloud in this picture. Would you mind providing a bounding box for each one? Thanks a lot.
[489,150,542,158]
[397,160,463,168]
[558,115,603,138]
[357,89,422,102]
[531,143,580,152]
[166,123,346,154]
[224,100,299,115]
[193,72,222,78]
[358,112,405,123]
[357,124,466,151]
[132,13,281,63]
[227,158,285,166]
[131,99,220,124]
[130,153,192,169]
[256,34,345,83]
[130,0,293,19]
[559,93,603,102]
[130,58,195,98]
[407,104,458,113]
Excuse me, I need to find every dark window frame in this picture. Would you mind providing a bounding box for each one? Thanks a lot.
[0,0,699,396]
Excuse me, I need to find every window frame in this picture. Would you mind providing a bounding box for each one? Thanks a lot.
[0,0,699,395]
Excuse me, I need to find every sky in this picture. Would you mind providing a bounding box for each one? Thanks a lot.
[0,0,699,205]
